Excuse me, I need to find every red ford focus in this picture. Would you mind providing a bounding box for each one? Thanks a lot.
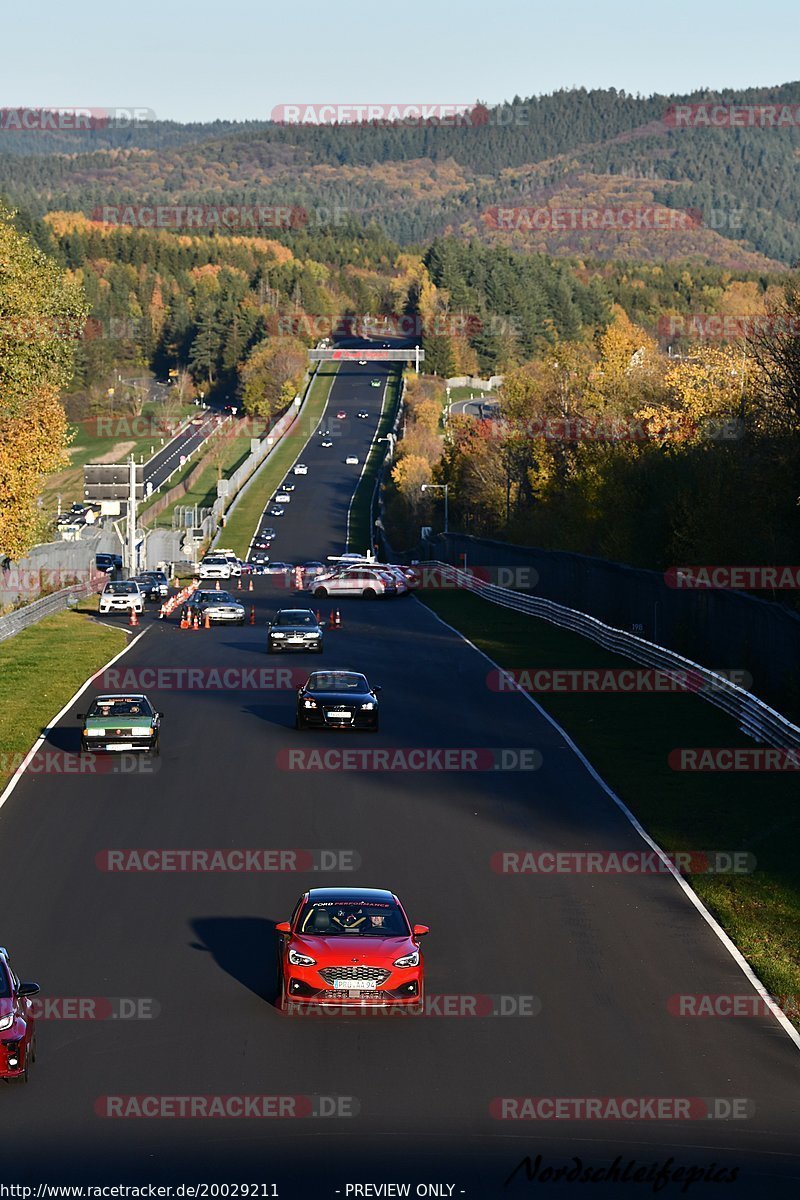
[276,888,429,1013]
[0,947,39,1082]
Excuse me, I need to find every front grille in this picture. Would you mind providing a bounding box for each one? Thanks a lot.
[320,966,390,985]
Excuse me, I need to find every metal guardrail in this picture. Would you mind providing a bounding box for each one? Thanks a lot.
[0,580,102,645]
[421,560,800,751]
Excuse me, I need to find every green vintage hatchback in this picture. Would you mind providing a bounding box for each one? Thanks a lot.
[76,694,162,754]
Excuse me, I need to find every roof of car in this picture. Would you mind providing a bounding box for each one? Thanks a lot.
[307,887,396,902]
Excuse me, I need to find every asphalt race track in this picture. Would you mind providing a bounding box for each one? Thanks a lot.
[144,410,225,492]
[2,348,799,1198]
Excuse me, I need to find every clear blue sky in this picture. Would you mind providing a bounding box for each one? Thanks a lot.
[4,0,799,124]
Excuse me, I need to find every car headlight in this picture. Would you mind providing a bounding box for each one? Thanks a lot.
[305,631,320,639]
[360,702,375,710]
[288,948,316,966]
[393,950,419,968]
[0,1012,14,1030]
[271,631,285,638]
[303,698,318,709]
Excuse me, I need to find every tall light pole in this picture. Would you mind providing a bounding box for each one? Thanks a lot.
[421,483,449,534]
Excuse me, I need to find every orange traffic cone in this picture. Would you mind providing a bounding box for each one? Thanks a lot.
[215,580,220,590]
[159,603,167,620]
[192,610,200,630]
[327,611,336,630]
[334,609,341,628]
[237,577,242,590]
[204,612,211,630]
[248,578,253,592]
[249,606,256,625]
[315,610,322,624]
[180,609,189,630]
[128,608,139,627]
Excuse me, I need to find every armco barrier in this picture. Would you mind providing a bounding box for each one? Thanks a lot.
[0,579,104,645]
[420,561,800,751]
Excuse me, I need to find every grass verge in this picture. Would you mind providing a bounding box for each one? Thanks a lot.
[222,365,338,559]
[0,603,128,792]
[418,587,800,1020]
[347,371,401,554]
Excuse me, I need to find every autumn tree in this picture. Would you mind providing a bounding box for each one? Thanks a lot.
[240,336,307,423]
[0,206,87,556]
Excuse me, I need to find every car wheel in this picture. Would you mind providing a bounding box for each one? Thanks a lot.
[314,586,328,598]
[80,739,89,753]
[295,713,305,730]
[31,1033,37,1064]
[151,733,160,757]
[362,587,376,599]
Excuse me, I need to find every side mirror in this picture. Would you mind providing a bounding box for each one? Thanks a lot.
[412,924,429,937]
[275,921,291,934]
[75,713,84,720]
[18,982,40,997]
[155,713,163,721]
[373,685,382,692]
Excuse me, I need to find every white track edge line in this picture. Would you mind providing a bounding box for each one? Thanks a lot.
[420,599,800,1052]
[0,627,150,815]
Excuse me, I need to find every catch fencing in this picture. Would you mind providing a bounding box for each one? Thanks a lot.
[419,559,800,751]
[422,533,800,723]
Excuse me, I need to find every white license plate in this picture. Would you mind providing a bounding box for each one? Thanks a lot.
[105,742,133,751]
[288,637,304,642]
[332,979,377,990]
[326,712,351,719]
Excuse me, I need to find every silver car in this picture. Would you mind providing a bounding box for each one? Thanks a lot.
[190,590,246,625]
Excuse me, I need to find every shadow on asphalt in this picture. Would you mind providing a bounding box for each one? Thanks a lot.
[189,915,279,1001]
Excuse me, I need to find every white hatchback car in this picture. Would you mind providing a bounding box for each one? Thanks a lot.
[293,463,308,475]
[345,455,359,466]
[309,568,397,599]
[99,580,144,614]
